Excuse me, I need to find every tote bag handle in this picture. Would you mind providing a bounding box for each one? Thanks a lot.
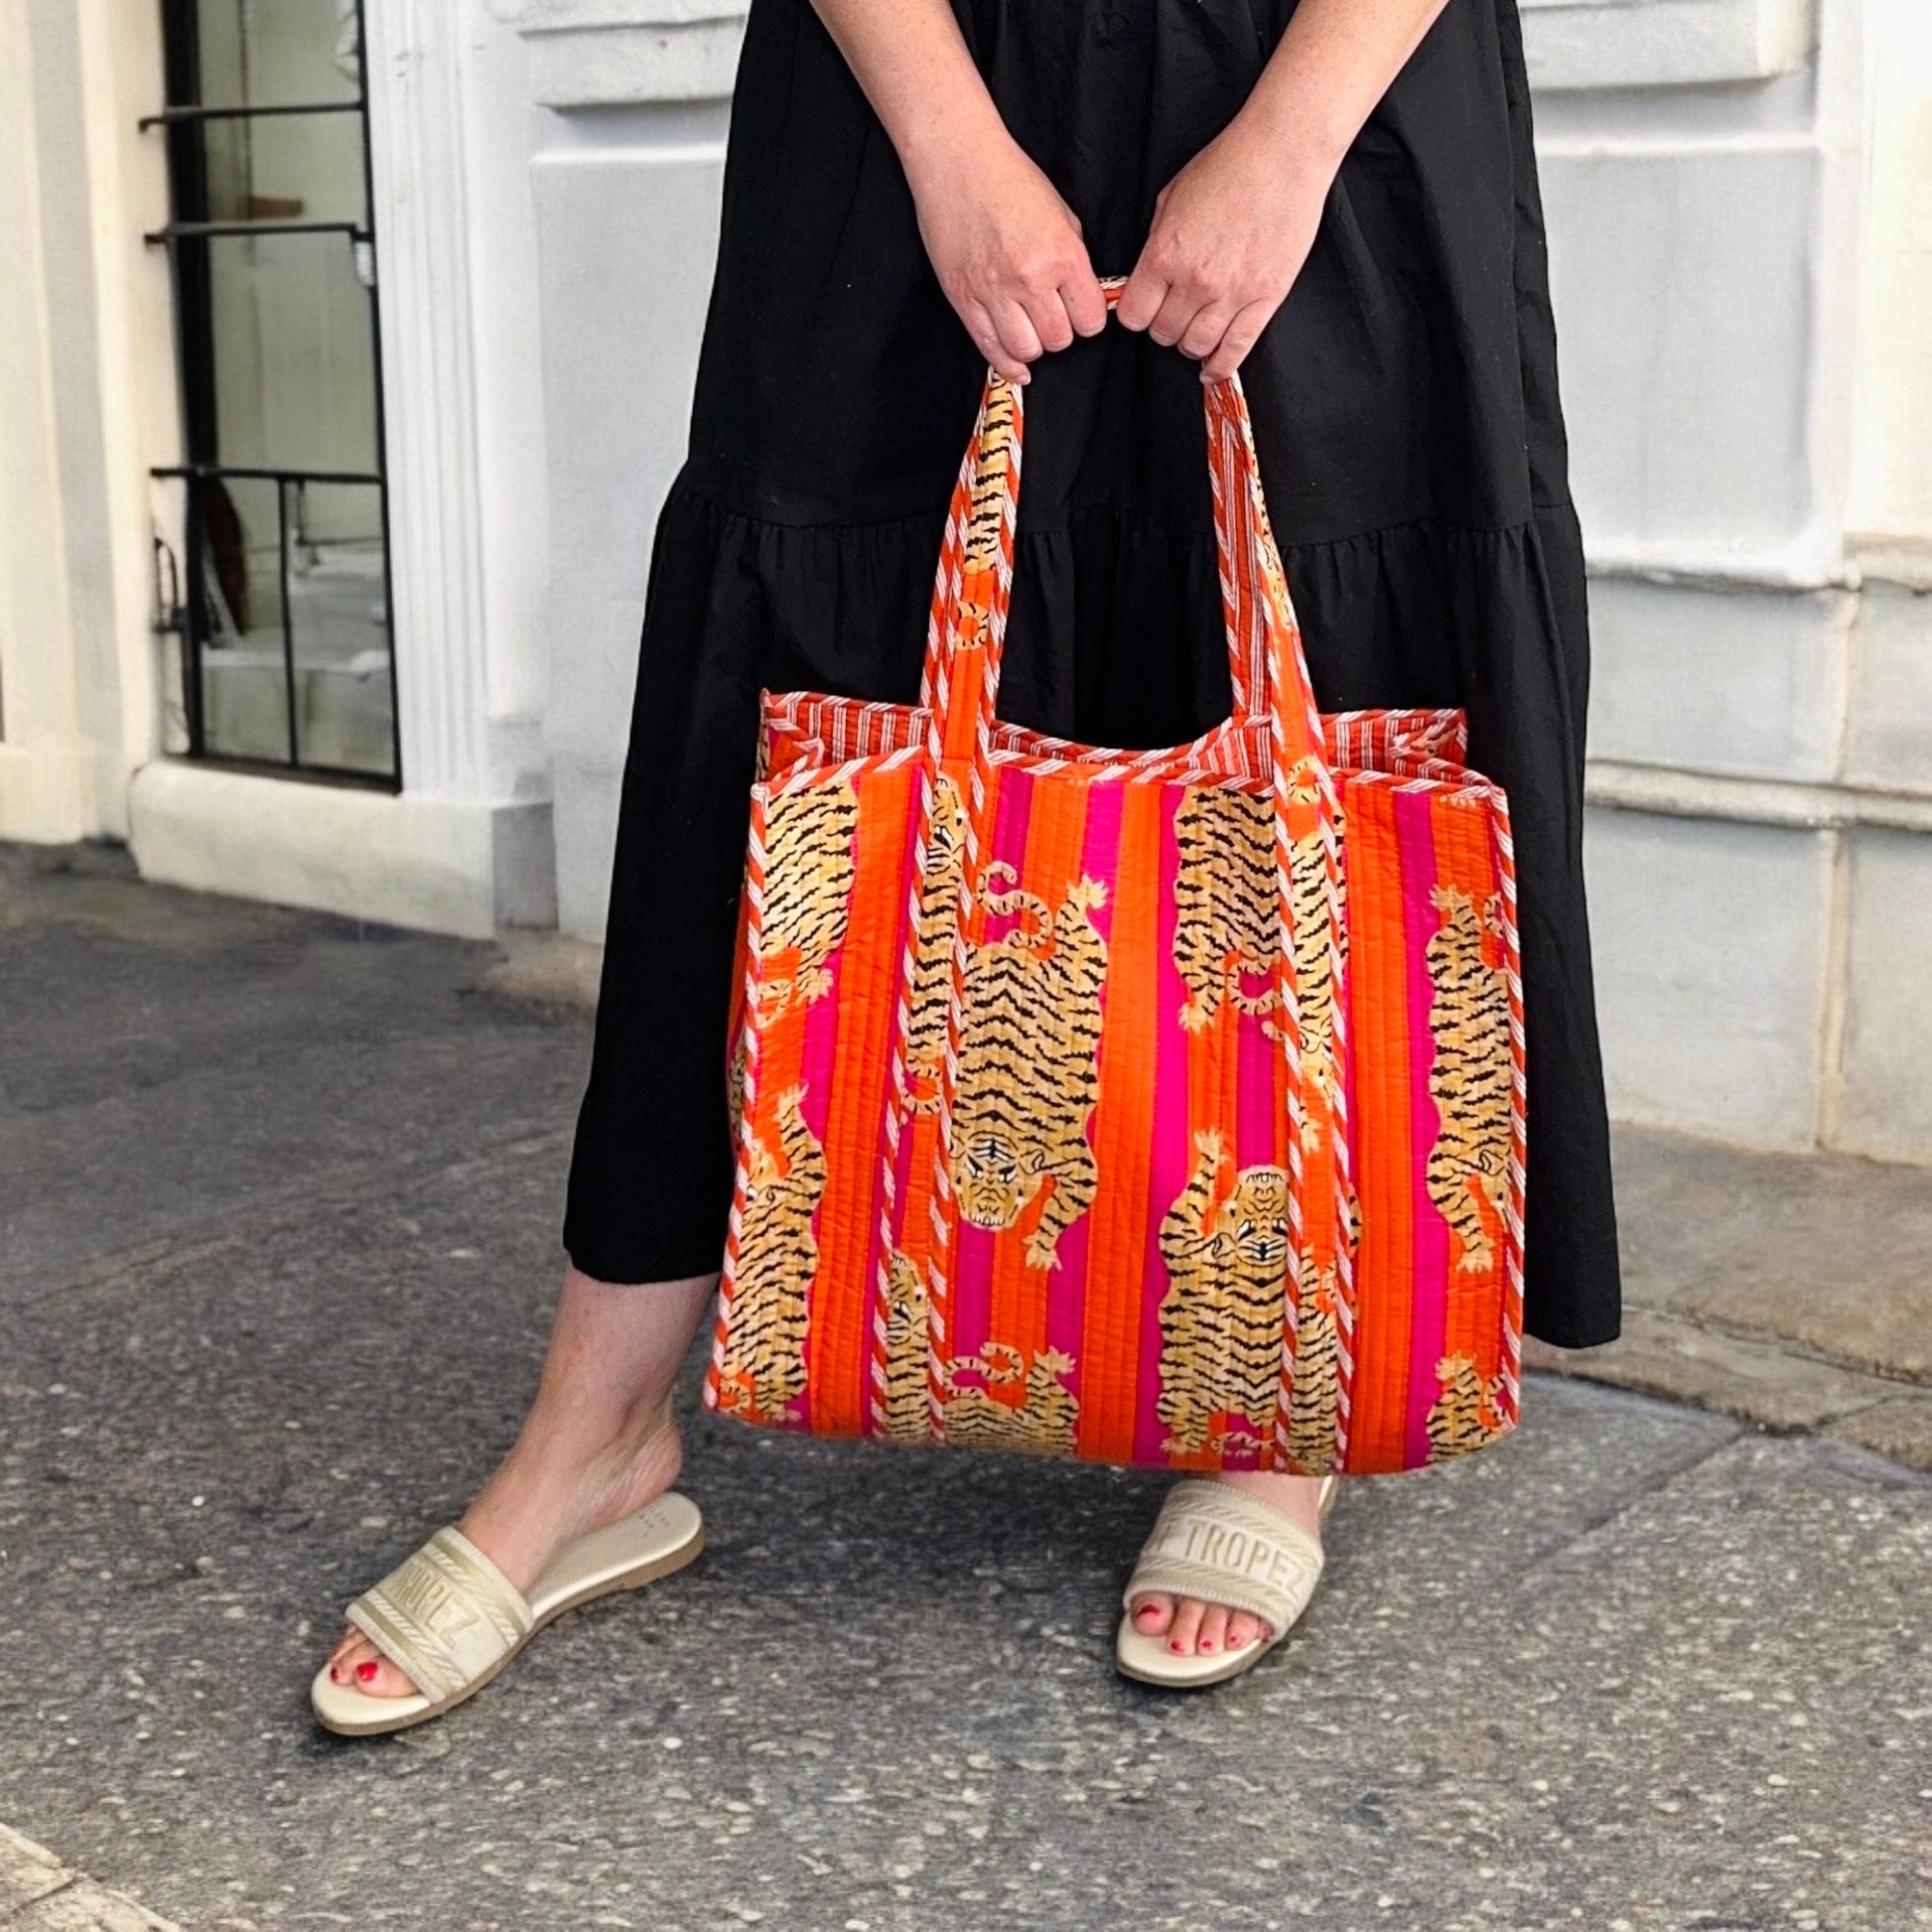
[919,278,1330,781]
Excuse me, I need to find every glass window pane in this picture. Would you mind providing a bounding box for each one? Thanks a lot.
[199,108,367,228]
[286,481,393,776]
[195,229,378,475]
[192,0,362,110]
[196,475,293,765]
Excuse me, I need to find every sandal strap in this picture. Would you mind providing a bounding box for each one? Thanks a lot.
[345,1527,532,1703]
[1122,1479,1327,1632]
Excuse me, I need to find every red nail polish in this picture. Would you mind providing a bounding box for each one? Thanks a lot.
[355,1660,378,1684]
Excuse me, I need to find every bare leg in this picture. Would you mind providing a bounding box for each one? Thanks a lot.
[1127,1471,1328,1659]
[325,1266,717,1698]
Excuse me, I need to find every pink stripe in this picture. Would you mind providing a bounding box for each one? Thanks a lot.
[1396,790,1450,1468]
[947,766,1035,1369]
[791,889,851,1438]
[1041,784,1123,1386]
[1134,784,1193,1467]
[859,773,930,1437]
[1223,1000,1277,1474]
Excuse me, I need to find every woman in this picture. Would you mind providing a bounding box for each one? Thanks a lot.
[314,0,1619,1728]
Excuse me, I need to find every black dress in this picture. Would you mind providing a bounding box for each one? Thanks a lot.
[564,0,1622,1349]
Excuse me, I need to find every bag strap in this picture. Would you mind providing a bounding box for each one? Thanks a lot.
[919,279,1322,753]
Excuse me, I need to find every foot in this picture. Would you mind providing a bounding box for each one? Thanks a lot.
[322,1266,715,1701]
[323,1400,684,1699]
[1127,1470,1328,1660]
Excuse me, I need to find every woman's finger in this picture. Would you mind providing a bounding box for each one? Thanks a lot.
[988,294,1046,374]
[1025,287,1078,355]
[1176,301,1236,361]
[961,297,1030,383]
[1060,270,1110,340]
[1199,299,1276,381]
[1145,281,1201,349]
[1113,265,1170,334]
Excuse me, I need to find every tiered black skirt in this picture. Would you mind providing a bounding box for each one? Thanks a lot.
[564,0,1622,1349]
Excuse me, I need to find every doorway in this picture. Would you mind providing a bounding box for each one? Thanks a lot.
[149,0,399,785]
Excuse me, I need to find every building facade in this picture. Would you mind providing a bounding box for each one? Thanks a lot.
[2,0,1928,1162]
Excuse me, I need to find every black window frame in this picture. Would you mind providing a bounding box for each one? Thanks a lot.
[146,0,402,791]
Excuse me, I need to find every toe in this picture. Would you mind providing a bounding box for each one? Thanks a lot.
[1226,1608,1267,1651]
[1167,1594,1207,1657]
[1131,1590,1174,1636]
[325,1633,371,1685]
[327,1634,419,1700]
[1195,1602,1229,1656]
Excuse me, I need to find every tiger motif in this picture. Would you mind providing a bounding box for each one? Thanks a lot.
[901,774,966,1114]
[952,866,1109,1270]
[1424,886,1512,1275]
[757,781,859,1015]
[717,1084,822,1423]
[1284,1258,1344,1475]
[877,1250,930,1444]
[949,382,1019,648]
[940,1341,1079,1457]
[1173,786,1283,1035]
[1425,1352,1510,1461]
[1156,1129,1293,1458]
[1171,771,1344,1116]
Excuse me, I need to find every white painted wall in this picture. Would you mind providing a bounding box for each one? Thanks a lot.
[7,0,1928,1157]
[490,0,731,935]
[486,0,1932,1162]
[0,0,175,843]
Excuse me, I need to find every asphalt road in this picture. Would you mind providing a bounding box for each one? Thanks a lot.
[3,845,1927,1932]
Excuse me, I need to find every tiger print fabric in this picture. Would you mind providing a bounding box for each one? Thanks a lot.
[1155,1130,1291,1459]
[876,1250,930,1443]
[708,353,1525,1474]
[1425,1353,1511,1461]
[757,782,858,1016]
[901,774,965,1115]
[1172,788,1283,1035]
[939,1342,1079,1457]
[951,868,1109,1271]
[716,1084,822,1424]
[1425,887,1513,1275]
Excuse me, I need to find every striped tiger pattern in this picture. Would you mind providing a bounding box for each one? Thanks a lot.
[759,781,859,1015]
[1172,786,1283,1035]
[878,1250,929,1443]
[1284,1258,1343,1474]
[710,350,1527,1477]
[901,773,965,1114]
[1156,1129,1292,1458]
[1425,1352,1509,1461]
[717,1084,822,1424]
[952,867,1109,1270]
[1425,886,1512,1273]
[940,1341,1079,1457]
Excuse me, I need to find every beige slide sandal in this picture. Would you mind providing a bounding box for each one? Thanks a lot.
[1116,1475,1338,1689]
[311,1492,704,1736]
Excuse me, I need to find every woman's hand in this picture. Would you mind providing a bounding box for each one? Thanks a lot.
[1116,116,1334,381]
[904,132,1109,383]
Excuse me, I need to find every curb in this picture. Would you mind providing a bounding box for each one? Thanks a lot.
[1525,1308,1932,1472]
[0,1826,181,1931]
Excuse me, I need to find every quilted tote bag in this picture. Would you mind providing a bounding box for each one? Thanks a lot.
[705,331,1527,1476]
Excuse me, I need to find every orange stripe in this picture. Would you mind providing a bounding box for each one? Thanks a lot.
[1078,783,1163,1462]
[1346,780,1415,1471]
[1430,797,1507,1382]
[809,763,917,1433]
[985,773,1094,1375]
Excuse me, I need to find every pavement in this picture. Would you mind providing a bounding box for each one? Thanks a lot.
[2,840,1929,1932]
